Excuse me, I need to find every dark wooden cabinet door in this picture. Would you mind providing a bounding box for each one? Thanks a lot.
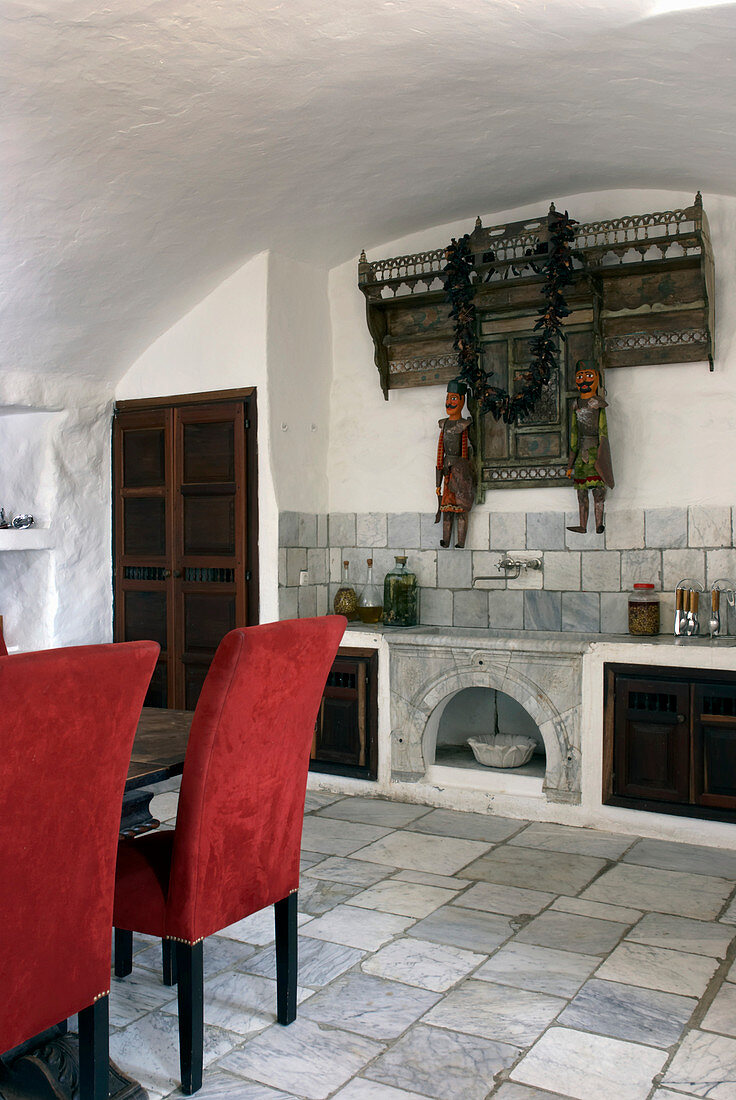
[693,683,736,810]
[613,676,690,803]
[311,648,377,779]
[114,392,257,710]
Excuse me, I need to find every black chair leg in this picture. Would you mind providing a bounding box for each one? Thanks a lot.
[114,928,133,978]
[176,940,204,1095]
[275,892,298,1025]
[78,995,109,1100]
[162,937,178,986]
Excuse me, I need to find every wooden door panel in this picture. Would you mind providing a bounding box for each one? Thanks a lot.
[182,495,236,556]
[182,420,235,482]
[694,683,736,809]
[183,591,237,652]
[123,590,169,649]
[613,677,689,802]
[123,427,167,487]
[123,498,168,558]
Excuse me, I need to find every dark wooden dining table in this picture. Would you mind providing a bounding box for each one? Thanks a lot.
[121,707,194,835]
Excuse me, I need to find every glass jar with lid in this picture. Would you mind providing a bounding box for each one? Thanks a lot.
[333,560,359,620]
[628,583,660,635]
[383,556,418,627]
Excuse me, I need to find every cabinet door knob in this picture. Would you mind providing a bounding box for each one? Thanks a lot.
[676,713,686,723]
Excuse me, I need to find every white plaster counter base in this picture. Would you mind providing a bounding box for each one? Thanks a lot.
[306,626,736,852]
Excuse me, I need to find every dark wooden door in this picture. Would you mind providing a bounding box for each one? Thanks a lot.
[311,648,378,780]
[613,675,690,803]
[113,391,257,710]
[693,682,736,810]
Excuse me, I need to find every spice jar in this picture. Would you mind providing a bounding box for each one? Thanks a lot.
[383,556,419,627]
[334,560,359,620]
[628,582,660,636]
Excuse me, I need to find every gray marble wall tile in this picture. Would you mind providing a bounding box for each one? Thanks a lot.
[372,549,399,585]
[330,513,357,547]
[279,587,298,620]
[298,513,318,548]
[329,548,343,582]
[646,508,688,548]
[307,547,328,585]
[420,513,442,550]
[565,515,603,550]
[706,548,736,587]
[437,550,472,589]
[347,553,371,587]
[286,547,307,586]
[316,587,328,617]
[420,588,453,626]
[490,512,527,550]
[408,550,437,588]
[526,512,565,550]
[582,551,621,592]
[621,549,662,590]
[689,505,732,547]
[562,592,600,632]
[600,592,629,634]
[465,511,490,551]
[357,513,388,548]
[298,585,317,618]
[472,551,506,588]
[662,548,706,591]
[278,547,287,587]
[317,512,328,547]
[279,511,300,547]
[544,551,581,591]
[453,589,489,629]
[488,590,524,630]
[523,591,562,631]
[387,513,421,548]
[605,509,644,550]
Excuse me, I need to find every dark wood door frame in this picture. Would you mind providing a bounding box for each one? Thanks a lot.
[113,387,259,706]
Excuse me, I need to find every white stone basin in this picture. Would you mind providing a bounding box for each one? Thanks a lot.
[467,733,536,769]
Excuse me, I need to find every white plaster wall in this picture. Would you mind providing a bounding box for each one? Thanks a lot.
[266,252,331,513]
[0,372,113,652]
[116,252,280,621]
[328,189,736,514]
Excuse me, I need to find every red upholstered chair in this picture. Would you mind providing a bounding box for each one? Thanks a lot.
[0,640,159,1100]
[0,615,8,656]
[113,615,346,1095]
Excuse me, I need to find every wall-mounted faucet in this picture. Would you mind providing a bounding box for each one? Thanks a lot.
[494,555,543,581]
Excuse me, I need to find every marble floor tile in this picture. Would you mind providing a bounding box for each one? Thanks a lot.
[580,863,732,920]
[474,942,599,998]
[511,1026,668,1100]
[332,1079,434,1100]
[701,979,736,1037]
[425,979,565,1045]
[650,1092,701,1100]
[559,977,697,1047]
[514,910,628,956]
[351,829,491,875]
[392,868,467,890]
[596,942,719,997]
[296,876,363,916]
[109,1009,238,1098]
[301,903,414,951]
[406,808,525,843]
[300,816,393,856]
[169,971,311,1036]
[452,880,555,917]
[406,903,513,953]
[364,1022,519,1100]
[623,838,736,880]
[626,912,735,958]
[494,1085,579,1100]
[108,969,178,1028]
[362,935,485,991]
[177,1072,299,1099]
[298,970,440,1040]
[238,936,364,989]
[550,895,642,925]
[459,844,606,895]
[300,853,326,870]
[316,796,432,828]
[303,855,394,886]
[720,894,736,925]
[149,790,179,823]
[509,822,634,860]
[218,1017,383,1100]
[303,791,343,813]
[348,878,459,918]
[218,908,312,946]
[662,1029,736,1098]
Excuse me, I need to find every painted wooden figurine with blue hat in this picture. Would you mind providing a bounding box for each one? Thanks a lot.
[435,379,475,548]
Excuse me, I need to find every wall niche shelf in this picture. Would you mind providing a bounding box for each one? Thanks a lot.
[0,528,53,551]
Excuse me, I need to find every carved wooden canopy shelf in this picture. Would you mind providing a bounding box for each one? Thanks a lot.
[358,194,714,492]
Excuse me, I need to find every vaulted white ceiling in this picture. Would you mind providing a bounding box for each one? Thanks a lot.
[3,0,735,384]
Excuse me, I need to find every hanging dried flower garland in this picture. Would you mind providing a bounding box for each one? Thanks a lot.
[444,207,578,423]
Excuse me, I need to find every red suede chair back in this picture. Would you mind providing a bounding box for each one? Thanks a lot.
[165,616,345,943]
[0,640,159,1053]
